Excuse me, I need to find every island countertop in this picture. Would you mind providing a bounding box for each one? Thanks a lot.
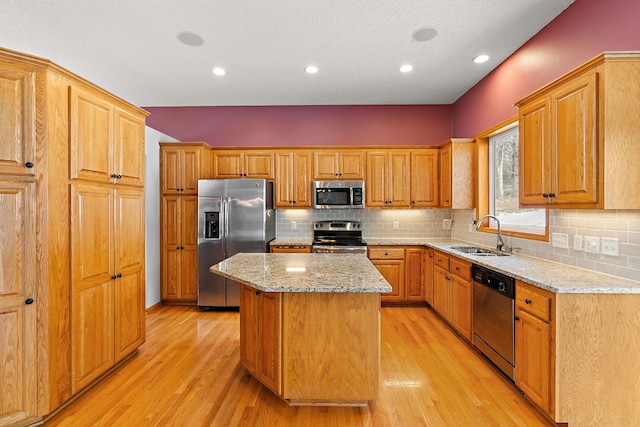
[210,253,392,293]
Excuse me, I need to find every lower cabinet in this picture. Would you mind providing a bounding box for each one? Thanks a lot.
[432,251,472,340]
[368,246,426,305]
[424,248,435,306]
[240,284,282,394]
[515,280,555,418]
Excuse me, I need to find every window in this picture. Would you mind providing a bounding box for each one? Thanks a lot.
[476,119,548,241]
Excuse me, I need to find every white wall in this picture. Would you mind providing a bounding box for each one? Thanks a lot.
[144,127,178,308]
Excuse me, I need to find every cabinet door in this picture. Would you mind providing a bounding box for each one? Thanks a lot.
[181,147,203,194]
[411,150,438,207]
[69,86,114,183]
[161,148,181,194]
[313,152,339,180]
[424,249,434,306]
[432,266,450,319]
[515,308,552,414]
[438,145,452,207]
[213,151,244,178]
[161,196,181,301]
[519,97,552,205]
[0,181,37,424]
[240,284,259,375]
[449,274,472,340]
[274,152,294,207]
[551,71,598,205]
[114,108,145,187]
[70,184,115,392]
[388,151,410,207]
[339,151,365,180]
[365,152,387,207]
[373,259,405,302]
[180,197,199,301]
[245,152,274,179]
[292,151,312,207]
[258,292,282,394]
[114,189,145,362]
[0,62,36,176]
[405,248,425,301]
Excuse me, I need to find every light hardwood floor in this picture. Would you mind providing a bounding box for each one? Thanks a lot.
[45,305,553,426]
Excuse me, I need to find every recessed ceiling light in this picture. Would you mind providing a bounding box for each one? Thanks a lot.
[412,27,438,42]
[177,31,204,47]
[305,65,319,74]
[473,54,490,64]
[212,67,226,76]
[399,64,413,73]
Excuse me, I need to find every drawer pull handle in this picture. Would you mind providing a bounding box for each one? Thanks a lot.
[525,298,532,304]
[455,267,460,271]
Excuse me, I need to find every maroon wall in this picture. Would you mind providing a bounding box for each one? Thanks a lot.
[145,105,452,148]
[452,0,640,136]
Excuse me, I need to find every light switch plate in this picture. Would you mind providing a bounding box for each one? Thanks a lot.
[573,235,583,251]
[393,221,399,230]
[551,232,569,249]
[601,237,619,256]
[585,236,600,254]
[291,221,297,230]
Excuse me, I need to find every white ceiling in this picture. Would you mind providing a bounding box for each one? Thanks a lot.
[0,0,574,107]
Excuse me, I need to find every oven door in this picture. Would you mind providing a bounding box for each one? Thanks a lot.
[312,245,367,254]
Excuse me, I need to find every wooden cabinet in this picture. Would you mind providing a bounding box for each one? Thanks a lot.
[0,48,148,420]
[0,181,37,425]
[438,139,475,209]
[410,149,439,207]
[313,150,365,180]
[405,248,426,302]
[424,248,434,306]
[240,284,282,394]
[274,150,312,208]
[516,52,640,209]
[161,196,198,302]
[213,150,274,179]
[69,86,145,187]
[0,59,36,176]
[515,280,555,417]
[368,247,405,303]
[432,251,472,340]
[70,184,145,393]
[366,150,410,207]
[270,245,312,253]
[160,142,211,195]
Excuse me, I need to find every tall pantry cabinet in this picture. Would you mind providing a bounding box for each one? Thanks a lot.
[0,47,148,425]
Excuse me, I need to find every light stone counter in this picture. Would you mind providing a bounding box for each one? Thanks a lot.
[210,253,392,293]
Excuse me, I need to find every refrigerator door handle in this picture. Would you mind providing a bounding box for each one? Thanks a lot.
[222,196,230,259]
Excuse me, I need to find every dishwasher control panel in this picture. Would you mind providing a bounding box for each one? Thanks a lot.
[472,264,515,299]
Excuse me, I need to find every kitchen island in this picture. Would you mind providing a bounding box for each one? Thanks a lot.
[210,253,392,406]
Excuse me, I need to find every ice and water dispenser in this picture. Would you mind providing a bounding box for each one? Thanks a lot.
[204,212,219,239]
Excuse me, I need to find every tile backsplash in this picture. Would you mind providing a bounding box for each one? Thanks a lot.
[276,208,640,281]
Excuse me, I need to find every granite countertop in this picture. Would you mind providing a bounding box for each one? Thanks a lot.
[210,253,393,293]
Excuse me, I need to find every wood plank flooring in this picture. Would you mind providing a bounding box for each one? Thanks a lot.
[45,305,553,426]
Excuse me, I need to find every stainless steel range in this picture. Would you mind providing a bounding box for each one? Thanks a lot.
[311,220,367,254]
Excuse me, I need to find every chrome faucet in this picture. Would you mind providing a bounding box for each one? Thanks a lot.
[476,214,505,252]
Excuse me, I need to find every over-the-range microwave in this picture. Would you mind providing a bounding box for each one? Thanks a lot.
[313,181,365,209]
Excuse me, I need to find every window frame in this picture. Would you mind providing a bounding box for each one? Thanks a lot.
[475,117,549,242]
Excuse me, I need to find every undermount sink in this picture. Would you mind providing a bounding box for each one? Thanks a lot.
[450,246,510,256]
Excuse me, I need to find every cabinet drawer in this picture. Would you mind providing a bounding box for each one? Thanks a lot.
[433,251,450,270]
[516,284,553,322]
[368,247,405,260]
[449,258,471,282]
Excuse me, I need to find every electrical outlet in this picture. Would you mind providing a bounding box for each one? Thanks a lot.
[584,236,600,254]
[291,221,296,230]
[601,237,619,256]
[551,232,569,249]
[573,235,583,251]
[393,221,399,230]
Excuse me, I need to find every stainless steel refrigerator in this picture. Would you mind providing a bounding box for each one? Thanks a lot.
[197,179,275,308]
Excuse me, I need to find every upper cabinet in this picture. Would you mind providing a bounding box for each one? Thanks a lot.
[160,142,212,195]
[213,150,274,179]
[0,59,37,176]
[274,150,312,208]
[69,86,145,187]
[366,150,410,207]
[516,52,640,209]
[438,139,475,209]
[313,150,365,180]
[410,149,439,208]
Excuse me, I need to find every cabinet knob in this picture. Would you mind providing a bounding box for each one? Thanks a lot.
[25,298,34,305]
[111,275,117,280]
[255,290,261,296]
[515,315,520,321]
[455,267,460,271]
[117,273,122,278]
[116,174,122,179]
[111,173,118,178]
[525,298,532,304]
[548,193,555,198]
[25,162,34,168]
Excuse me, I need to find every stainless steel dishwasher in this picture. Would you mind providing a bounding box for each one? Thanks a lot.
[472,264,516,380]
